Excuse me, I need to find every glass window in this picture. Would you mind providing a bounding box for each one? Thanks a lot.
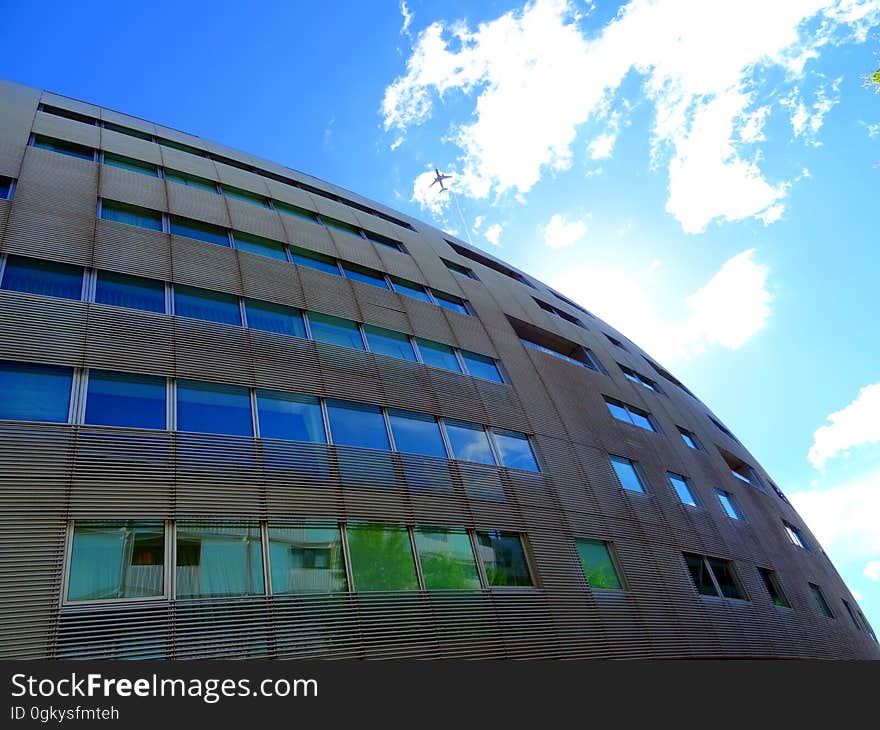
[268,524,347,594]
[0,176,13,199]
[461,350,503,383]
[444,420,496,465]
[364,232,402,251]
[716,489,744,520]
[758,567,790,608]
[175,523,264,598]
[605,399,631,423]
[291,248,340,276]
[67,521,164,602]
[159,138,205,156]
[322,217,362,238]
[326,399,389,450]
[256,390,325,443]
[0,361,72,422]
[233,232,287,261]
[244,299,305,337]
[221,185,270,208]
[391,277,431,302]
[308,312,364,350]
[576,539,623,590]
[103,152,158,177]
[32,134,93,160]
[685,553,717,596]
[432,291,469,315]
[609,455,646,493]
[388,409,447,458]
[173,284,241,326]
[85,370,166,429]
[475,530,533,587]
[95,270,165,313]
[164,169,218,192]
[842,599,861,630]
[274,200,317,222]
[342,264,389,289]
[169,215,229,247]
[685,553,744,599]
[707,556,744,599]
[629,410,655,431]
[364,325,415,361]
[605,397,656,431]
[809,582,834,618]
[678,427,701,450]
[783,522,809,550]
[668,472,698,506]
[176,380,253,436]
[100,199,163,231]
[414,528,481,590]
[346,524,419,591]
[415,338,462,372]
[492,430,539,472]
[442,259,476,278]
[104,122,152,141]
[1,255,83,300]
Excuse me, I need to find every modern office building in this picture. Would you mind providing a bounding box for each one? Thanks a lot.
[0,79,876,659]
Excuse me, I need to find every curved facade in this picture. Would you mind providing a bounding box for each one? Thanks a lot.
[0,79,876,660]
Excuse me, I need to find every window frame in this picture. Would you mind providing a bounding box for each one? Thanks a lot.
[683,552,747,601]
[609,454,649,494]
[575,537,626,591]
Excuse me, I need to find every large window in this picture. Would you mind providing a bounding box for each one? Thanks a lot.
[244,299,305,337]
[173,284,241,326]
[576,539,623,590]
[346,524,419,591]
[809,582,834,618]
[388,409,447,458]
[415,338,462,373]
[716,489,744,520]
[609,455,647,493]
[364,325,416,361]
[0,176,14,200]
[684,553,745,599]
[342,264,388,289]
[291,248,340,276]
[604,397,657,432]
[668,472,698,506]
[103,152,159,177]
[323,216,362,238]
[169,216,230,247]
[444,420,496,465]
[95,270,165,313]
[221,185,270,208]
[32,134,93,160]
[67,521,164,602]
[175,523,264,598]
[1,256,83,300]
[757,567,790,608]
[460,350,503,383]
[0,361,72,422]
[414,528,481,590]
[432,291,469,315]
[256,390,325,442]
[308,312,364,350]
[391,278,431,302]
[268,524,347,594]
[164,169,218,192]
[176,380,253,436]
[326,400,390,450]
[274,201,318,222]
[85,370,166,429]
[475,531,533,587]
[100,200,163,231]
[233,232,287,261]
[491,430,539,471]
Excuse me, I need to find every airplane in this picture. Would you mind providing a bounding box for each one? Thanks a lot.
[429,168,452,192]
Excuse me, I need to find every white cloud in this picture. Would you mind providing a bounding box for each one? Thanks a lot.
[808,383,880,469]
[551,248,771,362]
[789,468,880,561]
[781,79,842,146]
[411,168,453,216]
[852,588,864,600]
[859,120,880,137]
[543,213,588,248]
[865,561,880,581]
[400,2,414,37]
[384,0,880,231]
[484,223,503,247]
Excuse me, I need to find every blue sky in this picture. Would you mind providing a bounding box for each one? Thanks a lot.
[2,0,879,631]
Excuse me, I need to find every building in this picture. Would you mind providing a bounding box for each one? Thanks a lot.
[0,79,876,660]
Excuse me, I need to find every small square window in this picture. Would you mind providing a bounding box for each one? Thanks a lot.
[809,582,834,618]
[668,472,699,506]
[716,489,744,520]
[684,552,745,599]
[475,530,534,587]
[783,522,809,551]
[85,370,166,430]
[576,539,623,590]
[0,176,14,200]
[757,567,790,607]
[678,427,702,450]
